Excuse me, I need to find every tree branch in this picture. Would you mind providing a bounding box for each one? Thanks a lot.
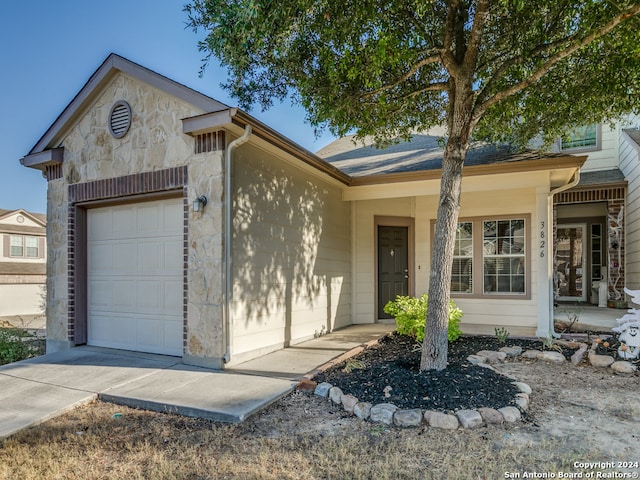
[475,32,581,107]
[357,81,448,106]
[441,0,461,73]
[463,0,490,71]
[473,3,640,123]
[361,54,443,98]
[405,82,449,98]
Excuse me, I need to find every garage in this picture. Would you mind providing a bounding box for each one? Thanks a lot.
[87,198,184,356]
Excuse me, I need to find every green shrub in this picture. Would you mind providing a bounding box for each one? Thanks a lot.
[0,328,39,365]
[494,327,510,343]
[383,294,462,343]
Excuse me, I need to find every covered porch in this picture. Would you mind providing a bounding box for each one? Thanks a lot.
[554,304,624,332]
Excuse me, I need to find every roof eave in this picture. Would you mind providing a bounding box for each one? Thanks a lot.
[20,147,64,171]
[349,155,587,187]
[182,108,353,186]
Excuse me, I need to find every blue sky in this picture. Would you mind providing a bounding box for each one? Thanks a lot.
[0,0,337,215]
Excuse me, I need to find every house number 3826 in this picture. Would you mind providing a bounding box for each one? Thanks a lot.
[539,221,545,258]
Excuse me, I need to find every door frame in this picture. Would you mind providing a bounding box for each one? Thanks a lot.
[374,216,415,321]
[556,222,588,302]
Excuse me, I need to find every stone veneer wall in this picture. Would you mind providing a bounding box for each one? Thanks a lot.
[46,73,227,367]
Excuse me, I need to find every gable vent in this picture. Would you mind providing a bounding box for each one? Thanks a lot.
[109,101,132,139]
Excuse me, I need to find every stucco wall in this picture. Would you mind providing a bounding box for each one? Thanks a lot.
[228,143,351,363]
[352,178,542,336]
[45,73,226,365]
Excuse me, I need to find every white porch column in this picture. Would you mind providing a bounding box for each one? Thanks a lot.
[536,188,554,337]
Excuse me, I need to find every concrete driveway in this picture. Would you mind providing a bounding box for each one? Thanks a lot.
[0,324,392,439]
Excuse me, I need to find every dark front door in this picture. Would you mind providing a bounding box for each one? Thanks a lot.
[378,226,409,318]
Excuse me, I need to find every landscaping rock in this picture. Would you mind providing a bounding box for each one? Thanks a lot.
[341,394,359,414]
[467,355,484,365]
[498,406,521,422]
[314,382,332,397]
[476,362,496,371]
[370,403,398,425]
[394,409,423,427]
[329,386,344,404]
[477,407,504,424]
[570,344,588,365]
[537,351,566,363]
[499,346,523,357]
[456,409,483,429]
[522,350,542,359]
[515,393,529,411]
[297,379,317,393]
[589,354,615,368]
[428,411,459,430]
[512,381,532,395]
[353,402,372,420]
[610,361,637,374]
[557,340,581,349]
[476,350,507,364]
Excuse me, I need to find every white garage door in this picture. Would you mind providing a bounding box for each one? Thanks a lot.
[87,198,184,356]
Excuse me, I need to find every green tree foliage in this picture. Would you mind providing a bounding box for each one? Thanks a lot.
[186,0,640,370]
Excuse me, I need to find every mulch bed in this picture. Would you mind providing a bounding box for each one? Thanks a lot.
[314,333,570,413]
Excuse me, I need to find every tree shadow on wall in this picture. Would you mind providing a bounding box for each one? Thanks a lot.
[232,153,350,348]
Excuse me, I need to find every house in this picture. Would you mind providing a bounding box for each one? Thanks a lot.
[0,209,46,325]
[548,124,639,310]
[20,53,635,368]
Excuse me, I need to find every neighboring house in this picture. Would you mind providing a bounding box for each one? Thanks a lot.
[548,123,639,310]
[19,53,636,368]
[0,209,46,321]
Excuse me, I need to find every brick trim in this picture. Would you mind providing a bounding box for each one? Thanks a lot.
[67,166,189,351]
[46,164,63,181]
[554,186,626,204]
[195,131,225,154]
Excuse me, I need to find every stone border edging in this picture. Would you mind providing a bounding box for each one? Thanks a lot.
[297,336,528,430]
[296,335,638,430]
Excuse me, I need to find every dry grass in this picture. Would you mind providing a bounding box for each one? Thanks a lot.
[0,394,602,480]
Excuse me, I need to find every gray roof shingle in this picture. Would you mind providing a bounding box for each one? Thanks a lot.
[0,262,46,275]
[317,131,570,177]
[576,169,626,186]
[624,128,640,147]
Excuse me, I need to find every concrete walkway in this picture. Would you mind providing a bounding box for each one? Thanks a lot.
[554,304,622,332]
[0,324,392,440]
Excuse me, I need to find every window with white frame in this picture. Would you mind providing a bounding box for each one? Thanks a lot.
[10,235,23,257]
[560,124,599,151]
[482,219,526,294]
[25,236,39,258]
[8,235,41,258]
[449,216,528,297]
[451,222,473,293]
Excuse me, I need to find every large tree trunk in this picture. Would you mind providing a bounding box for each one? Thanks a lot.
[420,114,472,370]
